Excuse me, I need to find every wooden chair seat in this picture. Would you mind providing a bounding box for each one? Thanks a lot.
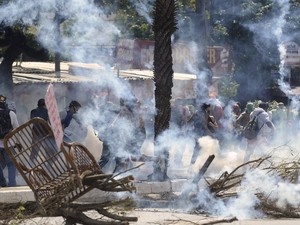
[4,117,138,223]
[3,118,104,211]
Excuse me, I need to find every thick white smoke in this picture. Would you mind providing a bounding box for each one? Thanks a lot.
[128,0,154,24]
[173,0,300,219]
[0,0,149,177]
[1,0,299,220]
[0,0,119,63]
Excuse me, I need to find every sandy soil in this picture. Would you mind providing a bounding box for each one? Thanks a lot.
[5,208,299,225]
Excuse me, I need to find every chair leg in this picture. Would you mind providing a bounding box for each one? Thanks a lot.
[65,216,77,225]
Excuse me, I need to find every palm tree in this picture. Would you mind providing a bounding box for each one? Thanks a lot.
[149,0,177,181]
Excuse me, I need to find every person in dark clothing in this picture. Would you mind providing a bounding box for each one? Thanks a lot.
[61,101,81,129]
[30,98,49,121]
[29,98,51,163]
[0,95,19,187]
[60,100,86,142]
[101,99,146,171]
[235,102,254,141]
[170,98,183,128]
[190,103,217,164]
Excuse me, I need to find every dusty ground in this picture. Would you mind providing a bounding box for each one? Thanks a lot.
[3,208,300,225]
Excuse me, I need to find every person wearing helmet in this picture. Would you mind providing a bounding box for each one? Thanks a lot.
[236,102,254,128]
[0,95,19,187]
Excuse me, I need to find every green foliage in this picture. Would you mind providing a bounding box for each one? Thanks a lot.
[177,0,196,11]
[250,99,281,111]
[4,204,27,225]
[94,0,210,40]
[212,22,228,37]
[242,0,273,21]
[267,100,280,111]
[16,205,26,219]
[218,76,239,101]
[110,1,154,39]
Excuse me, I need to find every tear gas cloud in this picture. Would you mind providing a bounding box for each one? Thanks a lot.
[167,0,300,219]
[0,0,147,174]
[0,0,119,63]
[0,0,137,107]
[184,42,211,103]
[129,0,154,24]
[0,0,299,220]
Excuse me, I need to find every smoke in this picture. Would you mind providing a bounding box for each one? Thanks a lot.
[233,169,300,218]
[185,42,211,103]
[0,0,119,63]
[245,0,297,101]
[1,0,299,220]
[128,0,154,24]
[271,0,296,103]
[0,0,151,177]
[0,0,139,107]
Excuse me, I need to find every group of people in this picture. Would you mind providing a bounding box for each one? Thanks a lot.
[0,92,148,187]
[94,97,146,171]
[171,98,280,165]
[0,91,294,186]
[0,95,82,187]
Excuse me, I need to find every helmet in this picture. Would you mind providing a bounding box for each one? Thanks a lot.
[246,102,254,113]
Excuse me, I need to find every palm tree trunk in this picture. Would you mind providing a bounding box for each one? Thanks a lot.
[149,0,177,181]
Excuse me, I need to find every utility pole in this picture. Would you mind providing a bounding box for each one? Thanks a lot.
[54,1,65,78]
[194,0,211,105]
[196,0,208,55]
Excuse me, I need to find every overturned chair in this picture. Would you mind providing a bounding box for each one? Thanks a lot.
[3,118,137,224]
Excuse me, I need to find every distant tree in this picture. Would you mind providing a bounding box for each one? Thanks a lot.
[95,0,201,40]
[0,25,48,98]
[94,0,154,39]
[218,75,239,103]
[226,20,274,102]
[209,0,300,103]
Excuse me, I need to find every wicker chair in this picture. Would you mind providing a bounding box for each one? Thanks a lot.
[3,118,136,221]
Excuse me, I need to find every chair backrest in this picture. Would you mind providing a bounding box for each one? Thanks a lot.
[3,118,97,211]
[68,142,102,175]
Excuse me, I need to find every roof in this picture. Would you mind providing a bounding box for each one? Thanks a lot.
[118,69,196,80]
[13,62,97,84]
[13,62,198,85]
